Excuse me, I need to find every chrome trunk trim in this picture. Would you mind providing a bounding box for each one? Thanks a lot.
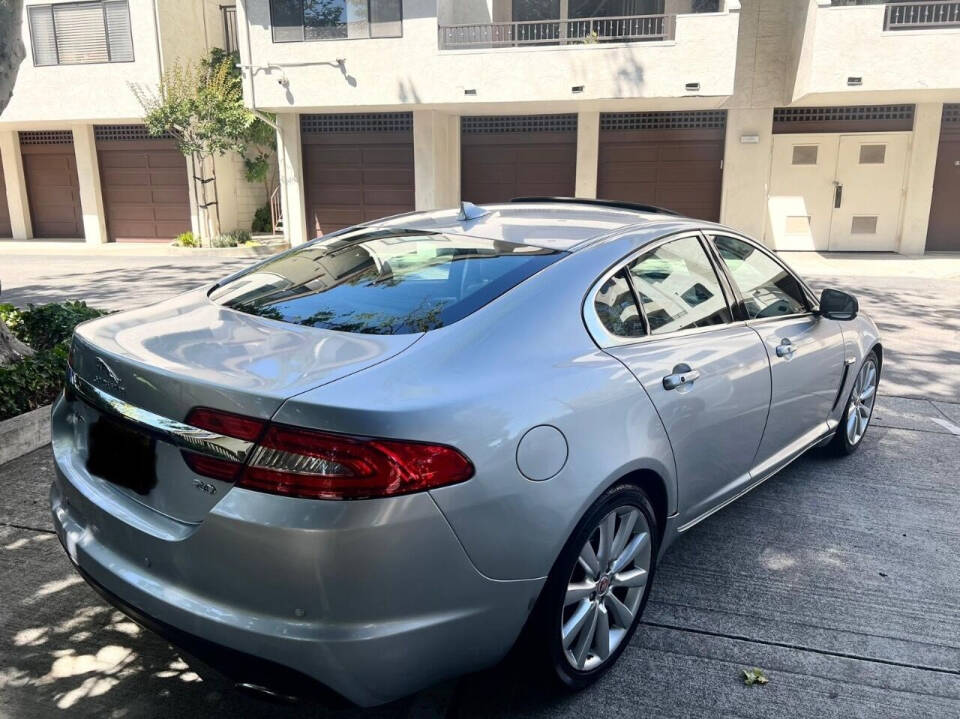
[67,366,255,463]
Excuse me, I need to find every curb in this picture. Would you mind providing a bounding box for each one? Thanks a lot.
[0,237,288,258]
[0,405,51,466]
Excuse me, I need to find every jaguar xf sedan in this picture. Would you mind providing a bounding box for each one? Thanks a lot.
[50,198,881,706]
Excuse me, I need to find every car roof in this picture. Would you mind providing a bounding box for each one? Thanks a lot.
[365,201,704,252]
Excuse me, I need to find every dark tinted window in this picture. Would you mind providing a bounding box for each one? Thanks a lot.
[712,235,807,319]
[210,232,563,335]
[594,269,644,338]
[627,236,731,334]
[270,0,403,41]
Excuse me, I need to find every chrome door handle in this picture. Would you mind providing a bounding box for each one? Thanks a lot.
[776,339,796,358]
[662,364,700,391]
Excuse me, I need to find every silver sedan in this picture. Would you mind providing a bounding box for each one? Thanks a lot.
[50,199,881,706]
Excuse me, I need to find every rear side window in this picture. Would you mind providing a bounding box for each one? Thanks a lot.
[209,231,563,334]
[594,269,644,338]
[627,236,731,335]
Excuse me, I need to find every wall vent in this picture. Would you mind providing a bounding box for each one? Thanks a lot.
[18,130,73,145]
[94,125,175,141]
[600,111,727,131]
[773,105,914,133]
[300,113,413,134]
[461,114,578,134]
[851,216,878,234]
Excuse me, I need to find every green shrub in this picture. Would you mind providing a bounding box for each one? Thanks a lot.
[0,301,108,421]
[251,204,272,233]
[0,301,107,351]
[0,345,69,420]
[211,229,253,248]
[175,231,199,247]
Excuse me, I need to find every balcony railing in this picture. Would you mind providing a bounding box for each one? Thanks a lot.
[438,14,675,50]
[884,1,960,29]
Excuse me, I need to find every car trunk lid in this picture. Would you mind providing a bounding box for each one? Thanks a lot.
[65,288,421,523]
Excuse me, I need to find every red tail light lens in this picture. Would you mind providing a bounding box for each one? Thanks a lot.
[185,407,266,442]
[182,408,474,500]
[241,425,474,500]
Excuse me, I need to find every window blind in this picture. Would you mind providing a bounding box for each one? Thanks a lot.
[29,1,134,66]
[28,6,58,66]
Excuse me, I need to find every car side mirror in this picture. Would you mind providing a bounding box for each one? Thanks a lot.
[818,288,858,321]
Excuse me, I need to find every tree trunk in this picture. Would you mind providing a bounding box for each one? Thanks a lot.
[0,322,33,365]
[0,0,29,367]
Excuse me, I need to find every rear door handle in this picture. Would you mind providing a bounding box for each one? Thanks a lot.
[776,339,796,358]
[662,364,700,391]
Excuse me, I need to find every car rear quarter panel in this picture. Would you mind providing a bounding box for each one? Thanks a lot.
[274,236,679,581]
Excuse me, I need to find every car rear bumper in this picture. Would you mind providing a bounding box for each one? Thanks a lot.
[50,413,542,706]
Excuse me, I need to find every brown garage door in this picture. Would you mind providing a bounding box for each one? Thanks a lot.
[461,115,577,203]
[0,152,10,237]
[95,125,191,243]
[20,130,83,239]
[927,105,960,252]
[301,113,415,238]
[598,111,726,220]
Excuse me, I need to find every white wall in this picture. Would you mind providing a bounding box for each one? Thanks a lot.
[239,0,740,112]
[794,3,960,102]
[0,0,163,126]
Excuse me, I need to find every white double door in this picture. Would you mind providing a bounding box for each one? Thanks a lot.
[767,133,909,251]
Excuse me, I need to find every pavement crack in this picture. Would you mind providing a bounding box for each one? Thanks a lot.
[0,521,56,535]
[640,621,960,677]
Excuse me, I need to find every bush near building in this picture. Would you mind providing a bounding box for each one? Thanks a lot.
[0,302,107,421]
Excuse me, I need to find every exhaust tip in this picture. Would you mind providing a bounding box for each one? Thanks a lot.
[234,682,300,704]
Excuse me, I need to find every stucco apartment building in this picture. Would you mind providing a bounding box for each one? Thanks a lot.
[232,0,959,254]
[0,0,264,244]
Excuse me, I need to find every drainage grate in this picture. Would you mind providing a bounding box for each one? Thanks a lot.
[94,124,175,141]
[19,130,73,145]
[600,111,726,131]
[300,113,413,134]
[461,114,578,134]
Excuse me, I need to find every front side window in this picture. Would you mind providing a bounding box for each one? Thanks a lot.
[270,0,403,41]
[210,231,562,335]
[627,236,731,335]
[711,235,808,319]
[29,1,133,66]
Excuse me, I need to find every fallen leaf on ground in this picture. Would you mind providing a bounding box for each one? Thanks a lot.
[742,668,770,686]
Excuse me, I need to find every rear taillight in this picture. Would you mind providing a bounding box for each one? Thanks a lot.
[181,408,473,500]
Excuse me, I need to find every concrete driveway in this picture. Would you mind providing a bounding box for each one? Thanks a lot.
[1,252,959,717]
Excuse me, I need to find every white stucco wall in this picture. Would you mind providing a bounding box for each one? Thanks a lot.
[795,3,960,103]
[239,0,739,112]
[0,0,163,126]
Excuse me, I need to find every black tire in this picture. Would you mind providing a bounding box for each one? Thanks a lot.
[826,350,880,456]
[525,483,659,691]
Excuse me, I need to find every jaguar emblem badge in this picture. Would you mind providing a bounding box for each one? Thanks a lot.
[94,357,125,394]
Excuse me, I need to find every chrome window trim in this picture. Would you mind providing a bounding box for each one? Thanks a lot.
[583,231,739,350]
[67,366,254,463]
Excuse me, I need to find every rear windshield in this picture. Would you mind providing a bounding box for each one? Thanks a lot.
[209,231,563,334]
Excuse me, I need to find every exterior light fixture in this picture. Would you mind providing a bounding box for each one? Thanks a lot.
[464,88,477,96]
[571,85,585,93]
[847,76,863,86]
[740,134,760,144]
[685,82,700,92]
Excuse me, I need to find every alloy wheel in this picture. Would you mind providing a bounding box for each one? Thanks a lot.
[846,358,878,446]
[561,505,651,672]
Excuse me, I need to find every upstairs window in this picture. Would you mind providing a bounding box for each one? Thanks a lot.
[270,0,403,42]
[29,1,134,67]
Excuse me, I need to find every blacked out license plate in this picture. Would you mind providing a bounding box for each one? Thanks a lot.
[86,416,158,495]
